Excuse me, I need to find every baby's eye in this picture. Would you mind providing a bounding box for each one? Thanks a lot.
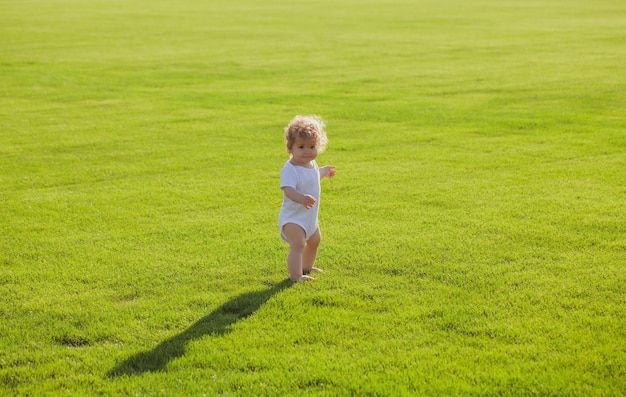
[298,146,304,149]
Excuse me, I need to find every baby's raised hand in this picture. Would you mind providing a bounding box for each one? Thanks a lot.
[322,165,336,178]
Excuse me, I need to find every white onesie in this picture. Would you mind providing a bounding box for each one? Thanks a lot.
[278,160,321,241]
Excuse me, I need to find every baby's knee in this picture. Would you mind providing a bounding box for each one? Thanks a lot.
[307,238,320,249]
[288,239,306,251]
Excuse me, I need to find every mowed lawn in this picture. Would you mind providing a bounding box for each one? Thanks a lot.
[1,0,624,395]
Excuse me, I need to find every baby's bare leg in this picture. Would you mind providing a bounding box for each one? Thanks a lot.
[303,228,322,274]
[282,223,310,281]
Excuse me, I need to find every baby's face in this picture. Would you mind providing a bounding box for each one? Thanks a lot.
[290,137,319,166]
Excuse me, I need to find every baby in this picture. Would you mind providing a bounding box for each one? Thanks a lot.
[278,115,336,282]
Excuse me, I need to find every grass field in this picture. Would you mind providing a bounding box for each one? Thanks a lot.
[1,0,625,395]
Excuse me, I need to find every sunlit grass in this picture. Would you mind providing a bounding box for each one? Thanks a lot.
[1,0,624,395]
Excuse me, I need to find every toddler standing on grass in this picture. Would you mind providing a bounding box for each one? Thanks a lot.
[279,115,336,282]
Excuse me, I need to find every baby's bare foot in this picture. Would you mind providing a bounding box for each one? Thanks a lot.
[291,275,315,282]
[304,267,323,275]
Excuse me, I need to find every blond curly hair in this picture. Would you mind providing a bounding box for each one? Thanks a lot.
[284,115,328,154]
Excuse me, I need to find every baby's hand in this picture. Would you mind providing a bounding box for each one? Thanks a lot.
[322,165,336,178]
[302,195,317,209]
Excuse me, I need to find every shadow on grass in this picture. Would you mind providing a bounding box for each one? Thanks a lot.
[107,279,293,377]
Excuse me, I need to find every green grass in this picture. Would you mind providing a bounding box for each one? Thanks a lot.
[1,0,625,395]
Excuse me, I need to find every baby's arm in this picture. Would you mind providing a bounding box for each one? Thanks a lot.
[282,187,317,209]
[320,165,336,179]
